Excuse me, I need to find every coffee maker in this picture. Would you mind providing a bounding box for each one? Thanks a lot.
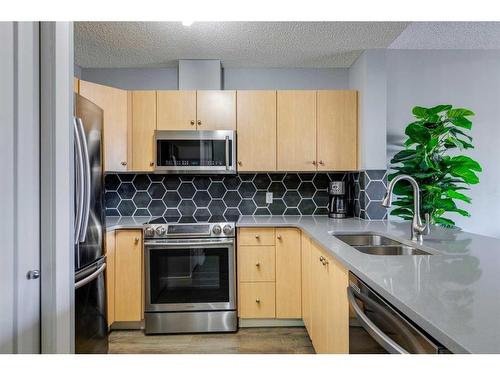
[328,181,349,218]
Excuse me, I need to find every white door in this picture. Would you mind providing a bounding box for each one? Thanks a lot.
[0,22,40,353]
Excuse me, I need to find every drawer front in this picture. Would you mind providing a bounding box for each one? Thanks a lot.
[238,282,276,318]
[238,228,275,246]
[238,246,276,282]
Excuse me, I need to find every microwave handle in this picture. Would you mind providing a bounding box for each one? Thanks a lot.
[347,286,408,354]
[225,135,230,170]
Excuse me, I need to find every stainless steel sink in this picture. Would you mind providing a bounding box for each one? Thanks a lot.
[353,245,431,256]
[333,233,432,256]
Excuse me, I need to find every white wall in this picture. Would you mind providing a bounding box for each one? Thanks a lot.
[387,50,500,237]
[348,50,388,170]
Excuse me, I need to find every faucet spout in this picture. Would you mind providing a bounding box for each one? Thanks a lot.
[383,174,430,243]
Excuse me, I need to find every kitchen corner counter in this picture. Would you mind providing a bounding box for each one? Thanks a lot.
[237,215,500,354]
[106,216,153,231]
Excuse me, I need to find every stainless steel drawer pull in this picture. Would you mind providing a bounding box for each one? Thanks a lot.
[255,299,261,303]
[255,235,260,239]
[255,262,260,267]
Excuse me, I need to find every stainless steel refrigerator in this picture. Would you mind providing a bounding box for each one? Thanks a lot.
[74,94,108,354]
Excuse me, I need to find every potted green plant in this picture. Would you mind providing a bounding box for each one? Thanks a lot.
[388,105,482,227]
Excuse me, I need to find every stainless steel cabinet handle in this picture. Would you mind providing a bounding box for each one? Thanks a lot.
[255,235,260,239]
[73,118,84,245]
[150,162,155,167]
[255,262,260,267]
[75,263,106,289]
[190,120,195,125]
[237,161,242,166]
[277,234,282,240]
[76,118,91,243]
[255,299,260,303]
[319,160,324,165]
[347,287,408,354]
[121,161,127,166]
[319,256,325,262]
[197,120,202,126]
[26,270,40,280]
[225,135,230,171]
[134,237,140,244]
[312,161,317,165]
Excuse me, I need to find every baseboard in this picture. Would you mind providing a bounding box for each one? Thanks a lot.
[110,320,144,330]
[239,318,305,328]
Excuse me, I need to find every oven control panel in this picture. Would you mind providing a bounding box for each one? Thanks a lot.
[143,222,235,239]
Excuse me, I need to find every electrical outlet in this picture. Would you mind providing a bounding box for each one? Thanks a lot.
[266,192,273,204]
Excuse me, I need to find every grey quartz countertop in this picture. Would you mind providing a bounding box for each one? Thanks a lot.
[106,215,500,354]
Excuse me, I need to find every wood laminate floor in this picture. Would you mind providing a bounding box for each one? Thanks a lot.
[108,327,315,354]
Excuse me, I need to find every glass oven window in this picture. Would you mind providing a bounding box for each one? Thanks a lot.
[156,139,232,167]
[149,247,230,304]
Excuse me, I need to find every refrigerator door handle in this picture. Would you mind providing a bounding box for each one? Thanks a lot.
[73,117,85,245]
[75,263,106,289]
[76,117,91,243]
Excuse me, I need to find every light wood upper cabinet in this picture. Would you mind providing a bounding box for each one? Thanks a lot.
[196,90,236,130]
[114,230,143,322]
[236,91,277,171]
[317,90,358,171]
[276,228,302,319]
[157,90,197,130]
[131,91,156,171]
[79,80,129,171]
[277,91,317,171]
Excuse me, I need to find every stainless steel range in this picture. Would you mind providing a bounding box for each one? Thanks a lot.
[143,220,237,334]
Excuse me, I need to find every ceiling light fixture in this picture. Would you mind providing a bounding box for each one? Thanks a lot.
[182,20,194,27]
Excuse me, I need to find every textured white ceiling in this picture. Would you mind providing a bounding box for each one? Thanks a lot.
[74,22,409,68]
[389,22,500,49]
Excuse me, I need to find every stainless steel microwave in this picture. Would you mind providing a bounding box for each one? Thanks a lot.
[154,130,236,174]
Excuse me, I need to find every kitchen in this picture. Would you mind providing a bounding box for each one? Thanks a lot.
[2,3,500,371]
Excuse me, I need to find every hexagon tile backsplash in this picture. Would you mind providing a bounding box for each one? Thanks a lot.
[104,171,387,222]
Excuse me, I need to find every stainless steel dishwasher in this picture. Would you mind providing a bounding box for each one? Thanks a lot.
[348,272,450,354]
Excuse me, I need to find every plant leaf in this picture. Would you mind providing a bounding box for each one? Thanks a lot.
[449,156,482,172]
[447,108,475,117]
[450,167,480,184]
[450,116,472,130]
[391,149,417,163]
[445,190,472,203]
[405,123,431,144]
[434,217,456,227]
[428,104,452,114]
[412,106,429,118]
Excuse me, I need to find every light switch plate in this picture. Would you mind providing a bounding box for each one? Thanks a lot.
[266,192,273,204]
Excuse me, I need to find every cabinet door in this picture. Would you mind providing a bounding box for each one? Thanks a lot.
[114,230,143,322]
[239,282,276,318]
[105,230,116,327]
[73,77,79,93]
[238,246,276,282]
[157,90,196,130]
[325,254,349,353]
[277,91,317,171]
[79,80,129,171]
[310,242,328,353]
[196,90,236,130]
[236,91,277,171]
[276,228,302,318]
[301,233,312,334]
[131,91,156,171]
[317,90,358,171]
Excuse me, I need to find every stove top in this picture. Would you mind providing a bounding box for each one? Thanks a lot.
[143,221,235,239]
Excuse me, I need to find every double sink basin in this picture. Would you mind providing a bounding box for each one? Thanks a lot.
[332,233,432,256]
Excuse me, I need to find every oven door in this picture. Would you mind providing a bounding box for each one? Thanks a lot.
[144,238,236,312]
[155,130,236,174]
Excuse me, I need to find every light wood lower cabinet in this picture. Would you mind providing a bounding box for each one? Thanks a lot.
[301,233,312,335]
[309,240,349,354]
[113,229,143,322]
[239,282,276,318]
[105,230,116,327]
[276,228,302,318]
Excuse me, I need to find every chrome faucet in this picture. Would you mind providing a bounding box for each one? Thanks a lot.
[382,174,430,243]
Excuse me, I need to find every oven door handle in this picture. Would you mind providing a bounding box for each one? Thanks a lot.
[144,239,235,247]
